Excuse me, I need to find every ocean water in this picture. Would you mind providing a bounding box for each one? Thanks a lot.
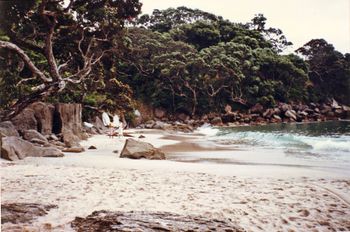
[172,121,350,174]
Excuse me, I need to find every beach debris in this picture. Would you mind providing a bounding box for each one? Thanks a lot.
[1,136,64,161]
[1,203,57,224]
[138,135,145,138]
[88,145,97,149]
[71,210,243,232]
[120,138,165,160]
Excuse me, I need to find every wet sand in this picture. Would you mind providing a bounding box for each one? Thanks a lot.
[1,130,350,231]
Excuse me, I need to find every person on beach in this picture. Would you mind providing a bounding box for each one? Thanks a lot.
[118,122,124,138]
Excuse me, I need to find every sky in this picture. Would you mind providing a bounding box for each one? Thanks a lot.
[140,0,350,54]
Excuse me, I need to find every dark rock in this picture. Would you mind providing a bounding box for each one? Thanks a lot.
[1,136,64,161]
[222,113,236,123]
[177,113,190,122]
[11,108,37,133]
[23,129,48,143]
[88,145,97,149]
[0,121,19,137]
[120,138,165,160]
[1,203,57,224]
[62,146,85,153]
[71,210,243,232]
[138,135,146,139]
[29,102,54,135]
[250,103,264,114]
[154,108,167,118]
[211,117,223,126]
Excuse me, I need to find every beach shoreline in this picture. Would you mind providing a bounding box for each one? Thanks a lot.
[1,129,350,231]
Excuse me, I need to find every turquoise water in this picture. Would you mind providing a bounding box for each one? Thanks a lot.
[172,121,350,173]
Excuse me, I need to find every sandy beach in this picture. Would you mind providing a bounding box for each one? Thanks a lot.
[1,129,350,231]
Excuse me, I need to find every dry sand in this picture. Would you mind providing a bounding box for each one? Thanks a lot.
[1,129,350,231]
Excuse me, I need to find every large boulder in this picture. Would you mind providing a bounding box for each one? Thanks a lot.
[55,103,83,137]
[22,129,48,143]
[11,108,37,133]
[29,102,55,135]
[0,121,19,137]
[120,138,165,160]
[1,136,64,161]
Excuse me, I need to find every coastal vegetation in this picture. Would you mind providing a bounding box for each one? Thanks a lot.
[0,1,349,121]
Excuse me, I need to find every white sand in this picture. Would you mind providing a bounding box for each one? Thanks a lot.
[1,129,350,231]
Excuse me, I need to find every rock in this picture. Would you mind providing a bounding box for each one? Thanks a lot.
[0,121,19,137]
[153,121,165,129]
[23,129,48,143]
[331,99,342,109]
[30,138,50,146]
[71,210,243,232]
[211,117,223,126]
[62,146,85,153]
[138,135,145,139]
[285,110,297,121]
[29,102,54,135]
[222,113,236,123]
[120,138,165,160]
[177,113,190,122]
[62,131,81,148]
[250,103,264,114]
[55,103,84,139]
[279,103,292,112]
[48,134,59,141]
[88,145,97,149]
[1,203,57,224]
[145,120,156,129]
[93,116,107,133]
[154,108,166,118]
[11,108,37,133]
[262,108,274,118]
[224,104,232,114]
[1,136,64,161]
[320,104,332,114]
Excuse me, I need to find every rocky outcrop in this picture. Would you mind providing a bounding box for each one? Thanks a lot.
[0,121,19,137]
[1,136,64,161]
[1,203,57,224]
[120,138,165,160]
[54,103,86,147]
[71,210,243,232]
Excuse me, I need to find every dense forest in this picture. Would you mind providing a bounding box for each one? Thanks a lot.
[0,0,349,121]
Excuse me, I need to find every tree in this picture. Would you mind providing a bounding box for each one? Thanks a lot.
[248,14,292,53]
[296,39,350,104]
[0,0,141,120]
